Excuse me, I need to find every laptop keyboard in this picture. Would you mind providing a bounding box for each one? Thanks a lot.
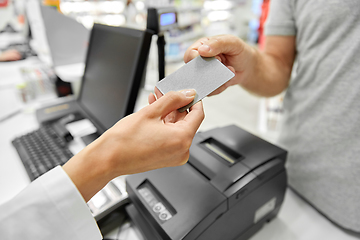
[12,124,74,181]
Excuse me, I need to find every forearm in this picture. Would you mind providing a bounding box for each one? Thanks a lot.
[0,49,22,62]
[62,136,115,202]
[240,45,292,97]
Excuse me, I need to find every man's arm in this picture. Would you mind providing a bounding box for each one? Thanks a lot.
[0,49,22,62]
[184,35,296,97]
[248,35,296,96]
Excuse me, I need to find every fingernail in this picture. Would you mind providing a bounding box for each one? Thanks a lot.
[180,89,196,98]
[199,44,210,52]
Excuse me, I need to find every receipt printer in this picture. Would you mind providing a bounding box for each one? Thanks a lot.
[126,125,287,240]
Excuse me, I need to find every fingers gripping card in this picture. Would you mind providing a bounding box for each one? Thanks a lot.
[156,56,235,112]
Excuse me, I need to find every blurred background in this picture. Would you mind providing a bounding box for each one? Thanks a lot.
[0,0,283,142]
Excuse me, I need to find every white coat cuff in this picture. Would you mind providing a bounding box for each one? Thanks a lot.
[39,166,102,239]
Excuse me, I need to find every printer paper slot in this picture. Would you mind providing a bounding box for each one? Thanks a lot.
[200,138,243,166]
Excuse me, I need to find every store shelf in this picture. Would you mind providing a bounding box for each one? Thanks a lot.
[59,0,147,28]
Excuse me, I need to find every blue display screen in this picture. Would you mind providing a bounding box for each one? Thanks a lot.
[160,12,176,26]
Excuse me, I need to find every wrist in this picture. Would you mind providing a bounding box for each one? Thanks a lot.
[63,136,116,202]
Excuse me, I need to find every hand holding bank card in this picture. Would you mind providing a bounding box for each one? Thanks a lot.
[156,56,235,112]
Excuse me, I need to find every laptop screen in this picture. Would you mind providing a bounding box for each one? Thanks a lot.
[78,24,152,132]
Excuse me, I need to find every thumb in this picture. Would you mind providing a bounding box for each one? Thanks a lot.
[148,90,196,119]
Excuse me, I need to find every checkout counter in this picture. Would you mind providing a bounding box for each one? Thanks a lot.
[1,34,360,240]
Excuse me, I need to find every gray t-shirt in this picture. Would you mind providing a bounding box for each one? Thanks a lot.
[265,0,360,232]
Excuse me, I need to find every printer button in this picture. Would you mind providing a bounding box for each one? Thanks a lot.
[159,209,172,221]
[153,202,165,213]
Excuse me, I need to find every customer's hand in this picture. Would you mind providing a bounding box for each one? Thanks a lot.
[0,49,22,62]
[184,35,256,96]
[63,90,204,201]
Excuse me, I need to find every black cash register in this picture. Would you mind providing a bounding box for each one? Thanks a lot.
[126,125,287,240]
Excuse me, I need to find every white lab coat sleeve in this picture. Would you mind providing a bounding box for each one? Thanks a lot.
[0,166,103,240]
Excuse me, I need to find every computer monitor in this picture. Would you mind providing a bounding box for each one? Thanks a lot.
[39,5,90,68]
[78,24,153,132]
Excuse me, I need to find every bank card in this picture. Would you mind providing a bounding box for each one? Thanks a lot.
[156,56,235,112]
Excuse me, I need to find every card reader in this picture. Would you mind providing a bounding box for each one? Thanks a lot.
[126,125,287,240]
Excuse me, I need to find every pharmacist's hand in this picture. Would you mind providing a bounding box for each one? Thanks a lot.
[64,90,204,201]
[184,35,254,96]
[106,88,204,171]
[0,49,22,62]
[148,87,192,123]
